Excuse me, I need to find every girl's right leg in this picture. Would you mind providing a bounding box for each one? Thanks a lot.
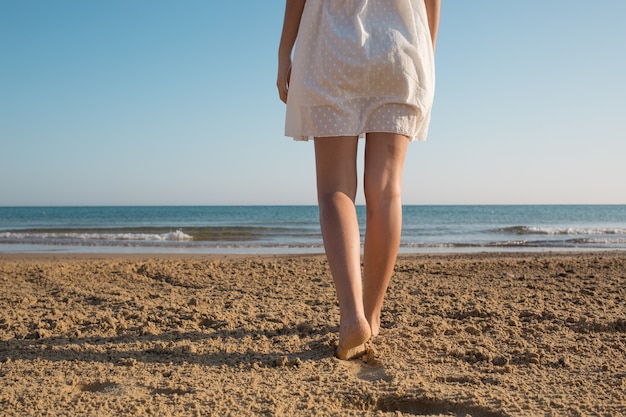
[362,133,409,337]
[314,136,371,360]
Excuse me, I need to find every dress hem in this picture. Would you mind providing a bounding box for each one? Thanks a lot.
[285,132,427,142]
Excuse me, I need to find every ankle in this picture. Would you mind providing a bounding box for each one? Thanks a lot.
[366,313,381,337]
[340,315,371,336]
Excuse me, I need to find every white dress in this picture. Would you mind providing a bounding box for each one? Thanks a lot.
[285,0,435,142]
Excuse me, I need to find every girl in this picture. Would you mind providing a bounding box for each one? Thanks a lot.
[277,0,440,360]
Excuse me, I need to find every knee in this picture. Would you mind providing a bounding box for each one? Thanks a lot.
[364,184,402,215]
[317,190,357,211]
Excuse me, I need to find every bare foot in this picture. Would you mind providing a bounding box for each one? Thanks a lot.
[336,318,371,360]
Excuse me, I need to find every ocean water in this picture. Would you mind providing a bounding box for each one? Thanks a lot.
[0,205,625,254]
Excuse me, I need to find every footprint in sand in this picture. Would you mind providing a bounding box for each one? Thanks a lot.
[340,346,392,383]
[76,381,122,394]
[74,382,193,397]
[374,394,507,416]
[346,361,393,383]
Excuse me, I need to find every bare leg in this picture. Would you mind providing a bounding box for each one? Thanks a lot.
[362,133,409,337]
[314,137,371,359]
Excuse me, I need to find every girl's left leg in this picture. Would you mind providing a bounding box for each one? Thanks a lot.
[314,136,371,359]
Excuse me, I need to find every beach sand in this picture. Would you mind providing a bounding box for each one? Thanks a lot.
[1,252,624,416]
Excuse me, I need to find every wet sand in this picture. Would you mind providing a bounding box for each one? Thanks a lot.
[1,252,625,416]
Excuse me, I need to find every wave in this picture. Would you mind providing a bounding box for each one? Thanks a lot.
[0,225,321,248]
[2,224,625,253]
[494,226,626,236]
[0,229,193,242]
[403,237,626,249]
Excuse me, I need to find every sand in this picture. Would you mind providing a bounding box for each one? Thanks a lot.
[0,251,625,416]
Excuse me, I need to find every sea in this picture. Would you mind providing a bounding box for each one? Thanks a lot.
[0,205,625,255]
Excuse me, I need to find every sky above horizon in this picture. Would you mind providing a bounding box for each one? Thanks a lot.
[1,1,625,206]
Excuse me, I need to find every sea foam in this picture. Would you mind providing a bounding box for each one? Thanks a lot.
[0,229,193,242]
[497,226,626,236]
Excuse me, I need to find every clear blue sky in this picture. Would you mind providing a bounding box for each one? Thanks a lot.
[1,1,625,206]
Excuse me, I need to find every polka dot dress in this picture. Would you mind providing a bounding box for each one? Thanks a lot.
[285,0,435,142]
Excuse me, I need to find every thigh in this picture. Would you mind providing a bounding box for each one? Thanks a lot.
[363,133,410,198]
[314,137,360,201]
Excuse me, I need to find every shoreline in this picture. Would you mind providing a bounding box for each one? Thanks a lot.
[1,248,624,262]
[1,251,625,416]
